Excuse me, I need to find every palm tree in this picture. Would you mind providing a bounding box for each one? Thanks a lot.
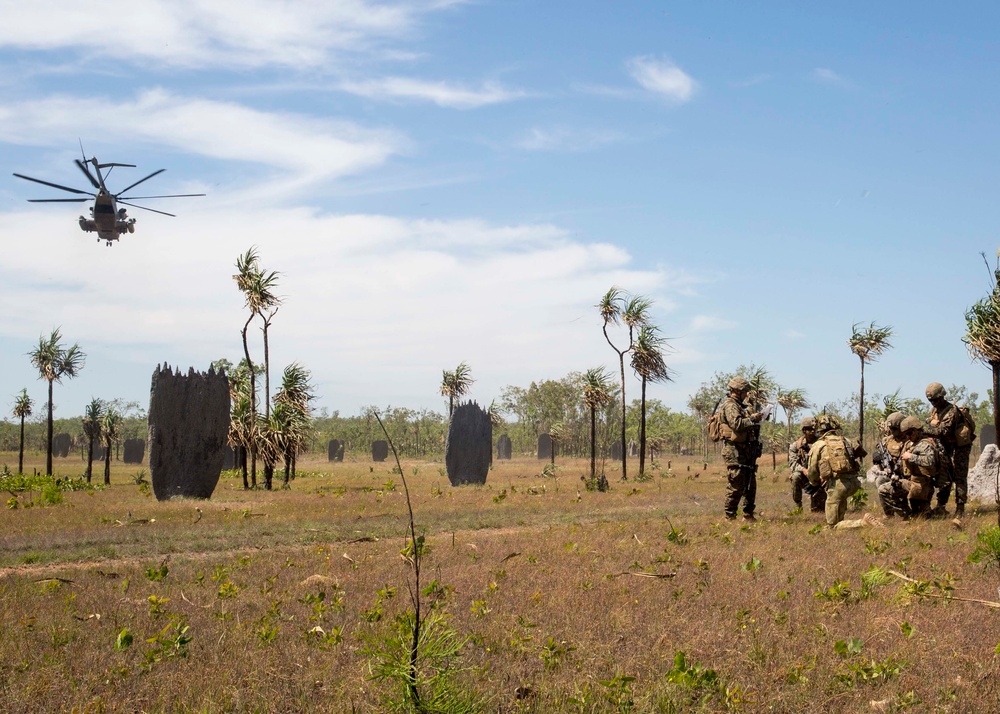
[82,398,104,484]
[12,389,32,475]
[273,362,315,486]
[100,406,122,486]
[234,247,280,487]
[776,388,810,444]
[631,325,673,477]
[28,328,85,476]
[598,287,652,480]
[581,366,615,480]
[224,360,254,489]
[963,252,1000,523]
[848,321,894,450]
[440,362,474,418]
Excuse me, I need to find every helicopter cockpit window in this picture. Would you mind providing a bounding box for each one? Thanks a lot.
[95,204,115,214]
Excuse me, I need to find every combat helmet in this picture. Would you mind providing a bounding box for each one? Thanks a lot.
[925,382,946,401]
[900,416,923,434]
[800,416,816,431]
[728,376,750,392]
[885,411,905,431]
[814,414,841,434]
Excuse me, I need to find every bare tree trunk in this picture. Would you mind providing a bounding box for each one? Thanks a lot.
[618,353,627,480]
[993,361,999,527]
[590,406,597,479]
[86,436,94,483]
[639,377,648,477]
[858,357,866,450]
[46,380,54,476]
[18,415,25,475]
[103,437,112,485]
[241,315,257,489]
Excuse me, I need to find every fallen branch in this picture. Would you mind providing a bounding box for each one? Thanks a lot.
[888,570,1000,609]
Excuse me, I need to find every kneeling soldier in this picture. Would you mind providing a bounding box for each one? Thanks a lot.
[899,416,946,518]
[789,416,825,512]
[807,415,863,527]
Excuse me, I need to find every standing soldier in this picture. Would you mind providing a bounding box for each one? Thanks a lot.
[789,416,825,512]
[874,412,910,517]
[899,415,946,518]
[923,382,975,517]
[806,415,863,528]
[719,376,763,521]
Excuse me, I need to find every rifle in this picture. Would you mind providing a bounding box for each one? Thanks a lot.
[872,442,900,476]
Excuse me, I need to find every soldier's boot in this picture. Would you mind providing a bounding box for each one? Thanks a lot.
[955,503,965,518]
[725,512,738,521]
[743,513,756,522]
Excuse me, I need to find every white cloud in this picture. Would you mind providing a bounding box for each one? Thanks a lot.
[0,206,689,415]
[0,0,441,69]
[336,77,526,109]
[626,56,697,102]
[812,68,853,87]
[688,315,735,333]
[0,90,403,191]
[516,126,624,152]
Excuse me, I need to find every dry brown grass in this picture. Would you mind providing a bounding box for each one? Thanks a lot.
[1,452,998,713]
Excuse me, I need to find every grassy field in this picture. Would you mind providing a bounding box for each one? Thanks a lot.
[1,450,999,713]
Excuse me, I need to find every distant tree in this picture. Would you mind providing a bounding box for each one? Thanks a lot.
[28,328,85,476]
[440,362,474,418]
[273,362,315,486]
[581,366,615,479]
[100,406,122,486]
[82,398,104,484]
[12,389,32,475]
[776,388,810,444]
[598,287,652,480]
[631,325,673,477]
[848,322,894,450]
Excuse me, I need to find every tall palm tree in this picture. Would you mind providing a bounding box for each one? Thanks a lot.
[598,287,652,480]
[12,389,32,475]
[234,247,280,487]
[100,406,122,486]
[82,398,104,484]
[440,362,474,418]
[225,360,254,489]
[28,328,85,476]
[848,321,893,449]
[776,388,810,444]
[631,325,673,477]
[581,366,615,480]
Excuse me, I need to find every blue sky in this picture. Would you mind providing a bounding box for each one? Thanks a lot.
[1,1,998,421]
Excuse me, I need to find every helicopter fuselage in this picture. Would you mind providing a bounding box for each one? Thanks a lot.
[77,190,135,244]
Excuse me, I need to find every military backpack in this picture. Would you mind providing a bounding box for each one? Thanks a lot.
[955,405,976,447]
[707,402,737,443]
[818,434,858,481]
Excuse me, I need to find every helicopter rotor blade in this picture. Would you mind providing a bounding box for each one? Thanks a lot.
[13,173,95,196]
[74,159,102,189]
[28,198,91,203]
[118,200,176,217]
[121,193,206,200]
[115,169,165,196]
[96,162,136,169]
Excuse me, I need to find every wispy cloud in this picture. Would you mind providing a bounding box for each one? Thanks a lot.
[0,1,449,69]
[812,67,853,88]
[626,56,698,102]
[515,125,624,152]
[689,315,736,333]
[0,90,404,190]
[336,77,526,108]
[733,73,771,88]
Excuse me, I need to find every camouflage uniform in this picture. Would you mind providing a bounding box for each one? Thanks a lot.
[875,431,910,517]
[720,382,760,520]
[923,386,972,515]
[807,420,862,527]
[788,422,825,511]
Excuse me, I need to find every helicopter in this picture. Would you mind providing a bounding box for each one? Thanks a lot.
[13,151,204,246]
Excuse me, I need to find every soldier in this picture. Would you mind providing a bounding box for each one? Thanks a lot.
[788,416,825,512]
[899,415,946,518]
[923,382,974,517]
[807,414,863,527]
[873,412,911,517]
[719,376,763,521]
